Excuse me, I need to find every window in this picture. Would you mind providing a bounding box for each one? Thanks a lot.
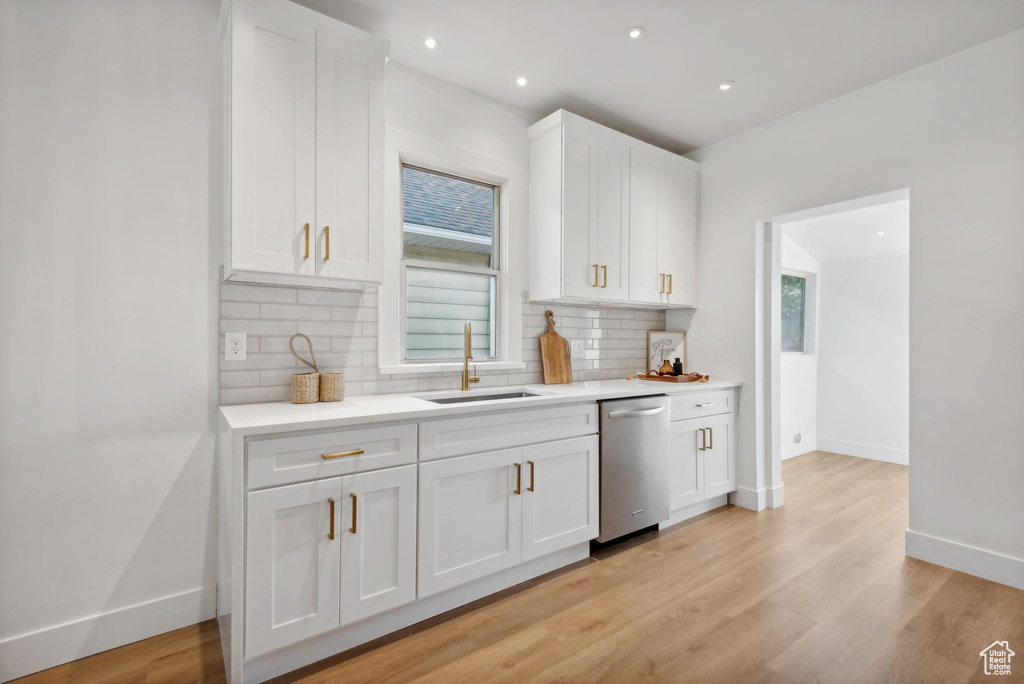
[401,165,499,361]
[781,270,816,354]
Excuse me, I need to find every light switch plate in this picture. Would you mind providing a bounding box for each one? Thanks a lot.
[570,339,584,360]
[225,332,247,361]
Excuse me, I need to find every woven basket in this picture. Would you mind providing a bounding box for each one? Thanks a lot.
[289,333,321,404]
[291,372,320,403]
[319,373,344,402]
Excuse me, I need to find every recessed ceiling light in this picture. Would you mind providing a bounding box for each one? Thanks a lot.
[876,231,886,236]
[719,81,735,91]
[626,27,645,39]
[516,76,530,87]
[423,37,439,50]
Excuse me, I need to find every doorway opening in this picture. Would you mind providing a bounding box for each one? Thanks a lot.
[757,189,909,508]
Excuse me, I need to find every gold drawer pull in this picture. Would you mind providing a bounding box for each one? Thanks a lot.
[699,428,706,451]
[514,462,522,495]
[322,448,364,460]
[708,427,714,449]
[601,265,608,288]
[696,402,714,408]
[324,225,330,260]
[527,460,535,491]
[350,493,357,534]
[667,273,673,295]
[328,498,335,540]
[303,223,310,259]
[592,264,599,287]
[659,273,665,294]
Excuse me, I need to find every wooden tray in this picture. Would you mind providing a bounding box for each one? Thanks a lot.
[639,373,709,383]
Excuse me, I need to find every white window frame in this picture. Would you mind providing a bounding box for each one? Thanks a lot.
[781,268,817,355]
[378,128,524,375]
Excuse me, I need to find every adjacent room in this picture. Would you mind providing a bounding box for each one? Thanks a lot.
[1,1,1022,683]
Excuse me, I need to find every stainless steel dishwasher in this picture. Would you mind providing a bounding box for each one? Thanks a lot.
[597,395,670,542]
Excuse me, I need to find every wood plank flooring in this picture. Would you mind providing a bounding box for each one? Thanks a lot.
[14,451,1024,683]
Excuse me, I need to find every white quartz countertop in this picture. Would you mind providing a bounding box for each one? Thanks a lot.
[219,378,741,437]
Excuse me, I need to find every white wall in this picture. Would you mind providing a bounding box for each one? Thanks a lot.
[0,0,222,679]
[780,234,820,460]
[817,256,909,464]
[681,30,1024,588]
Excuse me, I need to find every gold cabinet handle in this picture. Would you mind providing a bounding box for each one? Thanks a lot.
[592,264,599,287]
[350,493,357,534]
[513,462,522,495]
[303,223,310,259]
[322,449,364,460]
[324,225,330,260]
[696,402,715,408]
[527,460,535,491]
[667,273,673,295]
[660,273,666,294]
[708,427,714,449]
[699,428,706,451]
[328,498,335,540]
[601,265,608,288]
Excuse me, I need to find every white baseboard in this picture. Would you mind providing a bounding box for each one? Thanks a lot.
[730,485,766,511]
[817,437,908,465]
[0,584,216,682]
[767,482,785,508]
[782,437,817,461]
[906,529,1024,590]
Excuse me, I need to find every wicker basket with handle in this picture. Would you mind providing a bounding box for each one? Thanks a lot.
[289,333,320,404]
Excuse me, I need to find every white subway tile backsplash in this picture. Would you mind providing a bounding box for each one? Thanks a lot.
[219,284,666,404]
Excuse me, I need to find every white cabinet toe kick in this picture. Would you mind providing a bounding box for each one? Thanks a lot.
[217,388,736,683]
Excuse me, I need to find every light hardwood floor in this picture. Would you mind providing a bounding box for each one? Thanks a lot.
[15,451,1024,683]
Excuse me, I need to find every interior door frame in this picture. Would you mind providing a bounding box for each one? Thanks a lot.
[755,188,909,510]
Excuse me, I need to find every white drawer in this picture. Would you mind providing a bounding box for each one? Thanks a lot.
[248,423,417,489]
[670,390,734,422]
[419,403,598,462]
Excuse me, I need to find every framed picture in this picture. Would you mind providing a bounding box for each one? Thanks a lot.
[647,331,686,372]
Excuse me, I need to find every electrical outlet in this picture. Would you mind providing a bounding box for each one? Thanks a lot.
[570,339,584,360]
[225,332,247,361]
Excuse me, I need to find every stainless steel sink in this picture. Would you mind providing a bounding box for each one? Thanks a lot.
[424,391,544,404]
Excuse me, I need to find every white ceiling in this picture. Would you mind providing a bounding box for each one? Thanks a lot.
[295,0,1024,153]
[783,200,909,263]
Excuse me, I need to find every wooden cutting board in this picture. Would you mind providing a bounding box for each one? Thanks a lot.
[540,310,572,384]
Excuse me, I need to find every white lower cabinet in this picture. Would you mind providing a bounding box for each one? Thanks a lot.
[703,412,735,498]
[669,418,704,509]
[667,400,736,513]
[246,478,342,658]
[522,435,599,561]
[417,448,523,597]
[339,464,417,626]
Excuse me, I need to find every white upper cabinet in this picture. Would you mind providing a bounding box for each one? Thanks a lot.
[224,0,387,288]
[529,110,699,309]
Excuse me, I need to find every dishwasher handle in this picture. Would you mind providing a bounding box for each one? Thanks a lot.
[607,406,667,419]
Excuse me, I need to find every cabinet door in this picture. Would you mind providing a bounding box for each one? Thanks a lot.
[230,1,316,276]
[315,27,386,283]
[561,124,600,299]
[596,134,630,301]
[246,478,340,658]
[628,148,664,303]
[669,418,704,510]
[703,412,736,498]
[339,465,416,626]
[418,449,523,597]
[657,158,698,306]
[522,435,599,561]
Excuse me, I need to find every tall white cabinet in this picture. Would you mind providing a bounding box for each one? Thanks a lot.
[223,0,387,288]
[529,110,700,308]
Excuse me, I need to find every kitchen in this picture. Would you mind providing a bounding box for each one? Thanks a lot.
[2,1,1023,683]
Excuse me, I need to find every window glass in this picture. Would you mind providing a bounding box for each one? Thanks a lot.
[781,274,806,353]
[402,165,496,268]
